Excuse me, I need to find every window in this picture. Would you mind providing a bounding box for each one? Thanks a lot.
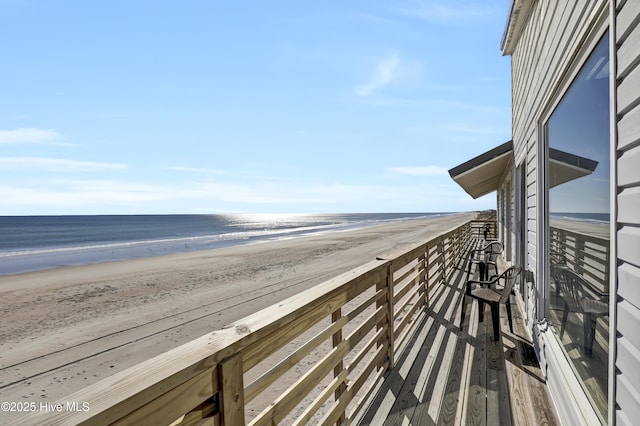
[545,31,610,420]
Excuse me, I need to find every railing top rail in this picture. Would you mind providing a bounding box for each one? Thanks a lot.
[549,224,609,243]
[22,259,390,425]
[375,221,472,263]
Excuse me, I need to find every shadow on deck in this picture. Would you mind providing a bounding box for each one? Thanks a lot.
[357,252,560,426]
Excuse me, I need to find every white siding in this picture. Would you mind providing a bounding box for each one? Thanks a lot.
[513,1,597,312]
[512,0,606,310]
[505,0,640,420]
[497,172,515,263]
[509,0,610,423]
[615,1,640,420]
[507,177,514,262]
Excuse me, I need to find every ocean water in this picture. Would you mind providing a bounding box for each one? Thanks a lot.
[549,212,610,224]
[0,213,451,276]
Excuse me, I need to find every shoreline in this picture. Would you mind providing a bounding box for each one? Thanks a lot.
[0,213,456,277]
[0,212,476,422]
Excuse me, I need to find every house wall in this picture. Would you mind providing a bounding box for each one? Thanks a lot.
[507,0,611,424]
[498,186,507,245]
[496,169,514,264]
[507,176,514,262]
[614,0,640,424]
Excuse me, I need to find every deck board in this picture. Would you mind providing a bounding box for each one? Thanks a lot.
[357,247,560,426]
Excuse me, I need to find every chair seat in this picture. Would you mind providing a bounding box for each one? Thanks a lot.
[582,299,608,315]
[470,287,501,303]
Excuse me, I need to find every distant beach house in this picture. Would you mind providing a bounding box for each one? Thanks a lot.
[449,0,639,424]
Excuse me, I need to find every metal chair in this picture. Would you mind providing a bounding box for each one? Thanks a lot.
[460,265,522,341]
[465,240,503,281]
[551,266,608,356]
[483,240,503,280]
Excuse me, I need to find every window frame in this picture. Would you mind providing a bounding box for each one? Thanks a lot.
[536,13,612,425]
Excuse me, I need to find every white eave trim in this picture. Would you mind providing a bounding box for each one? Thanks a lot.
[501,0,536,56]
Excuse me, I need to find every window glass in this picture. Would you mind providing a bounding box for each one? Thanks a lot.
[546,31,609,420]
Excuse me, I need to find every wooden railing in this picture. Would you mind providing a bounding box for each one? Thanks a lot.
[469,219,497,241]
[19,219,488,426]
[550,225,610,296]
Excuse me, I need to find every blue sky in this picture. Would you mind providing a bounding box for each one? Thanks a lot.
[1,0,512,215]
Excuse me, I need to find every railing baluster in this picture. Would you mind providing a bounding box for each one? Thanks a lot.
[331,308,346,426]
[219,353,245,426]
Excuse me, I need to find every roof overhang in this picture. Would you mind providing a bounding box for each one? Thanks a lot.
[448,141,513,199]
[501,0,536,55]
[448,142,599,200]
[549,148,598,188]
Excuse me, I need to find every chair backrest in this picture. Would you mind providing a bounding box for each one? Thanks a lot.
[484,241,503,263]
[484,241,503,255]
[550,250,567,266]
[551,267,585,312]
[498,265,522,303]
[465,241,504,280]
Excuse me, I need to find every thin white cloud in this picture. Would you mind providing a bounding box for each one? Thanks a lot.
[165,166,227,175]
[350,11,399,25]
[354,55,400,97]
[398,1,498,23]
[0,175,460,214]
[350,96,504,113]
[388,166,448,176]
[0,128,67,145]
[0,181,163,208]
[0,157,127,172]
[447,125,508,135]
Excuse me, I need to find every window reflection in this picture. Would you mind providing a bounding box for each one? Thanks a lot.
[546,31,610,420]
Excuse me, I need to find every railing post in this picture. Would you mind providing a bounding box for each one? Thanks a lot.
[559,229,567,265]
[376,260,395,370]
[424,244,430,309]
[219,353,245,426]
[604,244,610,294]
[443,235,448,275]
[385,263,395,370]
[418,244,427,310]
[332,308,346,425]
[576,236,586,275]
[439,237,445,284]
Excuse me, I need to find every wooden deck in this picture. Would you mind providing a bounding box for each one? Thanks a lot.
[357,252,560,426]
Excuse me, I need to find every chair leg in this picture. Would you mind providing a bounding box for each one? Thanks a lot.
[582,314,591,357]
[460,294,467,330]
[489,263,498,280]
[560,305,569,339]
[478,263,486,281]
[478,301,485,323]
[490,303,500,341]
[585,314,597,357]
[505,301,514,334]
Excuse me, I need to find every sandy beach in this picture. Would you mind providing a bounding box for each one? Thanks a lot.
[0,212,475,421]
